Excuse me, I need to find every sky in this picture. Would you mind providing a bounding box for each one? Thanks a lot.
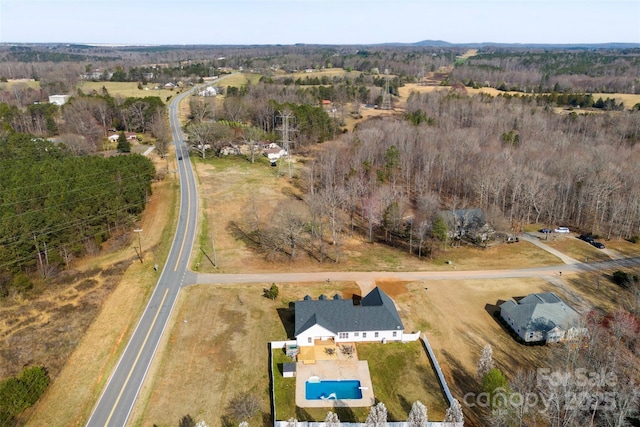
[1,0,639,46]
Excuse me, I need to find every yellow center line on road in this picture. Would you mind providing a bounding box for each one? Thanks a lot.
[103,288,169,426]
[173,153,192,271]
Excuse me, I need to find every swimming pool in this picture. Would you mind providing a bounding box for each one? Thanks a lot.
[305,379,363,400]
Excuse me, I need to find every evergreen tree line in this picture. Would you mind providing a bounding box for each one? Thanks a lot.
[0,134,155,288]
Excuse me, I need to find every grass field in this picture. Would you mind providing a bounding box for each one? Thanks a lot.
[191,155,566,274]
[78,81,181,101]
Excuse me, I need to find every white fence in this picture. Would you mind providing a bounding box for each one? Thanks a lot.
[419,334,455,407]
[275,421,462,427]
[401,331,421,342]
[270,332,463,427]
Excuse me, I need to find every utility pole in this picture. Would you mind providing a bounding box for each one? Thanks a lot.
[381,73,392,110]
[211,233,217,267]
[277,110,295,179]
[134,228,143,263]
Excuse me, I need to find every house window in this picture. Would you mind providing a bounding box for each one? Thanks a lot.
[392,331,397,337]
[354,332,359,337]
[374,332,379,338]
[362,332,367,338]
[308,337,312,343]
[339,332,349,339]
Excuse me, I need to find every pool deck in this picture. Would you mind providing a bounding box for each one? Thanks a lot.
[295,359,375,408]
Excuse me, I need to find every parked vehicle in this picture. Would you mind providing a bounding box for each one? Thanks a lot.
[554,227,570,233]
[539,228,552,234]
[592,241,605,249]
[579,234,595,243]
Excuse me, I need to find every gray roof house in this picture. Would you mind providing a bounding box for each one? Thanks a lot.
[294,287,404,347]
[500,292,584,343]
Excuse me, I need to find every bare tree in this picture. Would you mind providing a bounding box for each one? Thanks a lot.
[477,344,496,379]
[150,111,171,158]
[444,399,464,423]
[365,402,388,427]
[325,411,340,427]
[407,401,428,427]
[225,393,262,422]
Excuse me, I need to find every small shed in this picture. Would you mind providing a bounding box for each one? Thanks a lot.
[283,362,296,378]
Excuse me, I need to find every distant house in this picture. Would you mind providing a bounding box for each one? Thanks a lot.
[198,86,217,97]
[294,287,405,347]
[263,143,288,164]
[108,132,138,142]
[440,207,495,243]
[48,95,70,106]
[164,82,176,89]
[500,292,585,343]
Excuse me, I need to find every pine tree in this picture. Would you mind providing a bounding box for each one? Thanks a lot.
[117,131,130,153]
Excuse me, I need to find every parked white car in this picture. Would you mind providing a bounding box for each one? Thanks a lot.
[554,227,570,233]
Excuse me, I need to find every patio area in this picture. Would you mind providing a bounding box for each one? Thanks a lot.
[298,340,359,364]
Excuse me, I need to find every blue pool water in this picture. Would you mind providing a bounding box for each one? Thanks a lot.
[305,379,363,400]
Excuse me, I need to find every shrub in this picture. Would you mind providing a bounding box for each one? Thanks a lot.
[612,270,638,289]
[263,283,279,300]
[0,366,50,423]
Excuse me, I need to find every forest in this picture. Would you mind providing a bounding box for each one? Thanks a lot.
[0,134,155,294]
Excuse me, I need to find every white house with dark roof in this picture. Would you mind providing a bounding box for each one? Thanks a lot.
[294,287,405,347]
[500,292,585,343]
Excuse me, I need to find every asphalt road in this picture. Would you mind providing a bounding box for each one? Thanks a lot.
[85,87,199,427]
[84,77,640,426]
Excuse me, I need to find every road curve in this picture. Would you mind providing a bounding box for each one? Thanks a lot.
[85,88,199,427]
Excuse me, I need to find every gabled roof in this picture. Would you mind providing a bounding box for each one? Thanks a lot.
[294,287,404,337]
[500,292,580,334]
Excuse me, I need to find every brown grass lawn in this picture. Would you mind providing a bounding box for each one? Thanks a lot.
[1,79,41,90]
[130,282,453,427]
[78,81,181,101]
[539,233,612,262]
[191,155,564,274]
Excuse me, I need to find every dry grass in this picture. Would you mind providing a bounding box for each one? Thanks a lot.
[0,79,41,90]
[540,234,611,262]
[78,81,181,101]
[129,281,452,427]
[191,155,564,274]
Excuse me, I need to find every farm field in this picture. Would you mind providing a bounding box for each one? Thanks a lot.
[78,81,181,101]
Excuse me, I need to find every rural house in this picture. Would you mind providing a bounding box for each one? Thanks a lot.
[294,287,405,347]
[500,292,585,343]
[48,95,70,106]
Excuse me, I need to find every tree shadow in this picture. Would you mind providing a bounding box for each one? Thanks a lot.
[295,406,313,421]
[277,307,296,339]
[334,404,356,422]
[396,393,412,416]
[220,414,233,427]
[227,220,262,250]
[262,411,272,427]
